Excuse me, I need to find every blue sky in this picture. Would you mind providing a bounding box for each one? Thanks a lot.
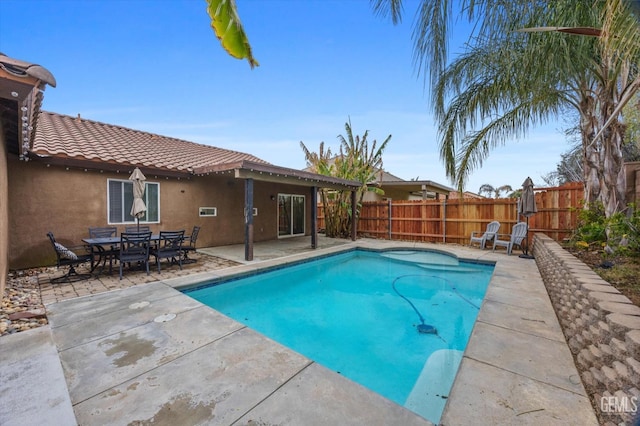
[1,0,568,193]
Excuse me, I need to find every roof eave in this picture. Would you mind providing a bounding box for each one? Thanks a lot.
[195,160,361,190]
[30,154,193,179]
[0,53,56,161]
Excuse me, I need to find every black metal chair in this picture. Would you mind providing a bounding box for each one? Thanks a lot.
[88,226,118,274]
[181,225,200,264]
[116,231,152,280]
[151,230,185,273]
[125,225,150,233]
[47,232,92,283]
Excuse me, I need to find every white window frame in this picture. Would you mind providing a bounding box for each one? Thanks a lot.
[107,179,160,224]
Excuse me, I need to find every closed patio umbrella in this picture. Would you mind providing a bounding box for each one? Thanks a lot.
[518,176,537,258]
[129,167,147,231]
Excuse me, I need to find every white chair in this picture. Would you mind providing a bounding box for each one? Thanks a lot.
[493,222,528,255]
[469,221,501,249]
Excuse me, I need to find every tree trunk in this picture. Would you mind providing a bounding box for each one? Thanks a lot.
[581,94,627,218]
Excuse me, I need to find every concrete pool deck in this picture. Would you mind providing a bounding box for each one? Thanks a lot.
[0,237,598,425]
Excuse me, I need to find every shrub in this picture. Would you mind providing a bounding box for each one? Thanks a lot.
[572,203,639,256]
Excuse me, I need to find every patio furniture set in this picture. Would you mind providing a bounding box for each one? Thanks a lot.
[47,226,200,283]
[469,220,528,255]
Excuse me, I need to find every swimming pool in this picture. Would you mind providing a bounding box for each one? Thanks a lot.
[183,248,494,423]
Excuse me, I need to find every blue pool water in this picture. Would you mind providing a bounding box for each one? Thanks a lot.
[184,249,494,423]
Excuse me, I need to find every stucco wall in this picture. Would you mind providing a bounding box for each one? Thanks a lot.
[533,233,640,424]
[0,121,8,296]
[7,159,315,269]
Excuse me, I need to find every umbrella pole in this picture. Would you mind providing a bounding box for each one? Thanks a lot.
[519,216,534,259]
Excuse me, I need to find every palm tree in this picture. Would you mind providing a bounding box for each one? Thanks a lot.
[372,0,640,219]
[479,184,514,198]
[301,120,391,237]
[478,184,495,198]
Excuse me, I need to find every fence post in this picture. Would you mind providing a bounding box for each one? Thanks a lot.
[443,197,447,243]
[388,198,392,240]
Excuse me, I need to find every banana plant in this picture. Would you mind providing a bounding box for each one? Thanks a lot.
[301,120,391,238]
[206,0,258,68]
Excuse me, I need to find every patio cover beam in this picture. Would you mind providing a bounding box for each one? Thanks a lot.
[196,160,361,191]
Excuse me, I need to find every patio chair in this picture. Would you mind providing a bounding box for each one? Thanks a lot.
[469,221,501,249]
[181,225,200,263]
[117,231,152,280]
[151,230,185,273]
[125,225,150,233]
[492,222,528,255]
[46,232,92,283]
[88,226,118,274]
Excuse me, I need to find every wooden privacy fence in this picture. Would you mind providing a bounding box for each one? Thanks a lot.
[318,182,584,246]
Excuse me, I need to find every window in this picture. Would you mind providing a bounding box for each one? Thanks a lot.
[108,179,159,224]
[278,194,305,237]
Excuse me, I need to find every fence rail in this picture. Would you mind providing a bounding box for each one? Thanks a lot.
[318,182,584,246]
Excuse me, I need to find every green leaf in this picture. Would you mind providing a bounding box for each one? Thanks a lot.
[206,0,259,68]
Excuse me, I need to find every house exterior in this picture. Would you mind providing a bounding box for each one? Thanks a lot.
[1,53,360,273]
[447,190,485,200]
[5,111,360,270]
[304,163,454,202]
[362,170,453,201]
[1,53,57,295]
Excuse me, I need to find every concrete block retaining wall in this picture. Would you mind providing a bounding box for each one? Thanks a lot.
[533,233,640,425]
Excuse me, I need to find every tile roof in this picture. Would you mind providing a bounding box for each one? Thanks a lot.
[31,111,269,174]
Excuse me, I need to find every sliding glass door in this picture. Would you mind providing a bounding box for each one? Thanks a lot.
[278,194,305,237]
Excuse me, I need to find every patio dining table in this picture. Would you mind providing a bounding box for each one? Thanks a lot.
[83,234,160,274]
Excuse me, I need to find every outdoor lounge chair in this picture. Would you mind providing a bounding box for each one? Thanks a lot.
[47,232,92,283]
[469,221,501,249]
[181,225,200,263]
[151,230,185,273]
[117,231,152,280]
[492,222,528,255]
[88,226,118,274]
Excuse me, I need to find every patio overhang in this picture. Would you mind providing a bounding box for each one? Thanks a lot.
[196,160,360,261]
[194,160,361,191]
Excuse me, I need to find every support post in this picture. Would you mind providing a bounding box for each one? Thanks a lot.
[311,186,318,249]
[351,190,357,241]
[244,178,254,261]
